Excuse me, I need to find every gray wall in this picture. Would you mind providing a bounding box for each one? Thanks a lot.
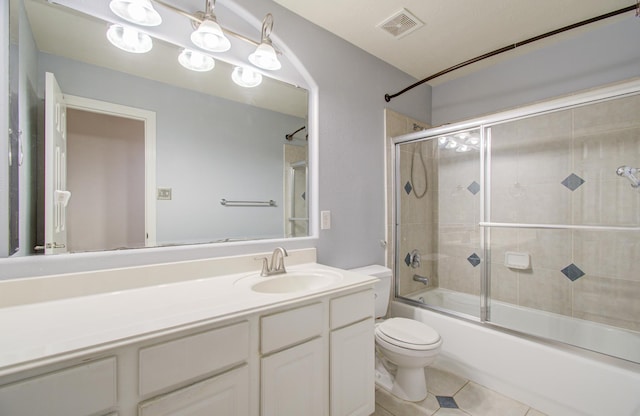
[236,0,432,269]
[38,53,305,245]
[431,15,640,125]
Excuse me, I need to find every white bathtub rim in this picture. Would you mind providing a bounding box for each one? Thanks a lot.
[404,287,640,364]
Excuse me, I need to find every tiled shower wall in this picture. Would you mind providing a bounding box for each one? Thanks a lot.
[393,93,640,333]
[489,94,640,332]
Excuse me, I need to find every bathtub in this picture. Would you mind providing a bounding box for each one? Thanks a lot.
[407,288,640,363]
[391,289,640,416]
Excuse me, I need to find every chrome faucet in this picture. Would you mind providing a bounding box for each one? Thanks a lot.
[412,274,430,286]
[258,247,288,276]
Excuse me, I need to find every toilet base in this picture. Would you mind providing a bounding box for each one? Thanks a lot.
[374,356,428,402]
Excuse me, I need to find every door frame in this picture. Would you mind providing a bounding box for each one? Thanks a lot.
[64,95,157,247]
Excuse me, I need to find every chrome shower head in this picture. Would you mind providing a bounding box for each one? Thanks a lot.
[616,165,640,188]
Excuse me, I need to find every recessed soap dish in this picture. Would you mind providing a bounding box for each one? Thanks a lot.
[504,251,530,270]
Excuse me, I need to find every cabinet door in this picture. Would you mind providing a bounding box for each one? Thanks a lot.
[138,365,249,416]
[330,318,374,416]
[261,338,324,416]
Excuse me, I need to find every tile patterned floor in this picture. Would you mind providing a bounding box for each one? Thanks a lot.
[373,367,547,416]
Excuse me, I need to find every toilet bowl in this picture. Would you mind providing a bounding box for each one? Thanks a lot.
[349,265,442,402]
[375,317,442,401]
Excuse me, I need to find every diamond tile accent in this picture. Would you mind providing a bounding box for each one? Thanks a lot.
[561,263,585,281]
[467,253,481,267]
[467,181,480,195]
[561,173,585,191]
[404,253,412,267]
[301,191,306,201]
[404,181,413,195]
[436,396,458,409]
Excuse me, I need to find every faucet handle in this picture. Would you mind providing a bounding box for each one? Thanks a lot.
[256,257,270,276]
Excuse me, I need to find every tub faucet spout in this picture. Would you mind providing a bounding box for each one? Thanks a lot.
[413,274,430,286]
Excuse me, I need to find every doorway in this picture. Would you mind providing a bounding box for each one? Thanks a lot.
[51,93,157,253]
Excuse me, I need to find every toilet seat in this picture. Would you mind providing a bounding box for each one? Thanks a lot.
[375,318,441,351]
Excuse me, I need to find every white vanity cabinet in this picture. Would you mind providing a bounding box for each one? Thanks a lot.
[0,276,376,416]
[329,290,375,416]
[260,302,326,416]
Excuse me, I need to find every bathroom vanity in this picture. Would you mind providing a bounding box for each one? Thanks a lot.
[0,249,377,416]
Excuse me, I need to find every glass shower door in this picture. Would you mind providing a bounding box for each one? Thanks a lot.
[395,129,483,319]
[484,93,640,362]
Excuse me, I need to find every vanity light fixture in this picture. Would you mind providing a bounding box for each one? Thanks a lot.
[109,0,162,26]
[248,14,281,70]
[445,139,458,150]
[190,0,231,52]
[232,66,263,88]
[107,0,284,70]
[106,24,153,53]
[178,49,215,72]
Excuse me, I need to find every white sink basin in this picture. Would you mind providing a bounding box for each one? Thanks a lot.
[242,270,343,294]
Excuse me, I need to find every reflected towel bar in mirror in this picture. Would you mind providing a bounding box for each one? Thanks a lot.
[220,199,276,207]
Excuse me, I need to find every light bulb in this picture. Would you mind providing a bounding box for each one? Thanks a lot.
[445,139,458,149]
[109,0,162,26]
[178,49,215,72]
[191,19,230,52]
[107,24,153,53]
[248,42,281,70]
[127,2,146,22]
[232,66,262,88]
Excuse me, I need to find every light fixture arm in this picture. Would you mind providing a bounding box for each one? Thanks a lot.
[260,13,274,45]
[203,0,216,20]
[150,0,281,54]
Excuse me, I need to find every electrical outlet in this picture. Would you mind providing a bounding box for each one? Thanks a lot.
[321,210,331,230]
[157,187,172,200]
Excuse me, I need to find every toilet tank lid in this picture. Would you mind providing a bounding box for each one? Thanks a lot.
[349,265,392,278]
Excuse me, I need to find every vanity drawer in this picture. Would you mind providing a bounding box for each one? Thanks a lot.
[139,321,249,396]
[138,365,249,416]
[261,302,323,354]
[330,289,374,329]
[0,357,117,416]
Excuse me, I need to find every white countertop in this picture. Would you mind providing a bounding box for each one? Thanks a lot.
[0,263,377,376]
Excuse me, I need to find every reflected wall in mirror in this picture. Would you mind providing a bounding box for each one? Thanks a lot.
[5,0,310,257]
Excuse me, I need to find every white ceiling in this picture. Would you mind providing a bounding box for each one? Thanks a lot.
[273,0,635,84]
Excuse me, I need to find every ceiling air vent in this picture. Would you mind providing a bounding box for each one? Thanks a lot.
[377,9,424,39]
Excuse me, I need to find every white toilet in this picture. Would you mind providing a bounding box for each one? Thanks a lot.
[350,265,442,402]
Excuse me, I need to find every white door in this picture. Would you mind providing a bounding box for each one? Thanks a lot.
[330,318,375,416]
[44,72,70,254]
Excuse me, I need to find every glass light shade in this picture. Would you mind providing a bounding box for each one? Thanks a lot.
[232,66,262,88]
[191,19,231,52]
[456,144,471,152]
[248,42,281,70]
[107,24,153,53]
[178,49,215,72]
[465,135,480,145]
[445,139,458,150]
[109,0,162,26]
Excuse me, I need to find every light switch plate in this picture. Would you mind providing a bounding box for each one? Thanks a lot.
[321,210,331,230]
[157,188,172,200]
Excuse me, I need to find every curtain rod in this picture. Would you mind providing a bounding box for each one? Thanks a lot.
[384,4,639,102]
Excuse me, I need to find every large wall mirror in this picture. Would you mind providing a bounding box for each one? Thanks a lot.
[4,0,312,259]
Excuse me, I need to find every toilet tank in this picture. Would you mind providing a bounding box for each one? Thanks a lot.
[349,265,392,318]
